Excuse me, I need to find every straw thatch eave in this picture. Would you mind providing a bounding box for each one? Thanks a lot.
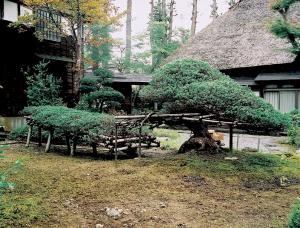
[165,0,299,70]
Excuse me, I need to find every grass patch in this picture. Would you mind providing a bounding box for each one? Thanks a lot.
[185,152,300,182]
[153,128,182,150]
[153,128,179,139]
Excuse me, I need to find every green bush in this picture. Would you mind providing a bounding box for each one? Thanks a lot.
[140,59,288,131]
[78,68,124,113]
[94,68,114,85]
[286,110,300,146]
[25,61,62,106]
[22,106,116,140]
[288,199,300,228]
[79,78,98,94]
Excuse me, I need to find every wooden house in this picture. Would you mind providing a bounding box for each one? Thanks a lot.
[165,0,300,113]
[0,0,78,116]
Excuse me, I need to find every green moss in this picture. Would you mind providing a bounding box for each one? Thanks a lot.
[0,196,46,227]
[186,152,300,181]
[288,199,300,228]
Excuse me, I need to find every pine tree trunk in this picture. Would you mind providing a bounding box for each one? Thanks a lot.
[191,0,198,36]
[125,0,132,63]
[179,120,221,154]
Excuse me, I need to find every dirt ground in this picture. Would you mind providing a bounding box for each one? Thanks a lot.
[1,144,300,228]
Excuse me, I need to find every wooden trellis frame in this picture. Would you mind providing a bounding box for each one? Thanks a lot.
[24,113,248,158]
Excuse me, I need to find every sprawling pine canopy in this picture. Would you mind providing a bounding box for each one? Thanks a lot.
[140,59,288,130]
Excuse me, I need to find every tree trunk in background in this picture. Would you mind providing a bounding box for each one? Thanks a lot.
[150,0,154,19]
[74,14,84,94]
[191,0,198,36]
[210,0,219,19]
[168,0,175,41]
[149,0,155,67]
[125,0,132,64]
[162,0,167,18]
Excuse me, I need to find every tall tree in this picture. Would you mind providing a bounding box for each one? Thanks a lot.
[86,24,112,71]
[269,0,300,55]
[168,0,176,41]
[210,0,219,19]
[125,0,132,63]
[18,0,121,93]
[191,0,198,36]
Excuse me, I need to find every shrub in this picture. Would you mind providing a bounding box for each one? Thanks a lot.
[79,78,98,94]
[140,59,288,131]
[94,68,114,85]
[286,110,300,146]
[25,61,62,106]
[23,106,116,140]
[288,199,300,228]
[78,68,124,113]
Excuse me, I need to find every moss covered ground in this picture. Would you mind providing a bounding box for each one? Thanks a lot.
[0,144,300,227]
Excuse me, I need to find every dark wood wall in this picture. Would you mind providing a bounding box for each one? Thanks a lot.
[0,20,77,116]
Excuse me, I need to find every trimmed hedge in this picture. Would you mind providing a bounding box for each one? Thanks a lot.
[23,106,115,138]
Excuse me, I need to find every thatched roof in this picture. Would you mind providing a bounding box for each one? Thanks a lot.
[165,0,300,70]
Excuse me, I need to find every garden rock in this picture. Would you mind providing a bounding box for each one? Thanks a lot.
[224,157,238,161]
[95,224,104,228]
[105,207,123,219]
[159,202,167,208]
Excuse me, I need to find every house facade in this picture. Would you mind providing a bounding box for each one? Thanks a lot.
[0,0,78,116]
[165,0,300,113]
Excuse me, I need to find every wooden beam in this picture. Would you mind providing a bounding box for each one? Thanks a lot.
[116,113,215,120]
[229,125,233,152]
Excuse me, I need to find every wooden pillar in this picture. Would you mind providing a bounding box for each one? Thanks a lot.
[70,137,77,156]
[38,127,42,147]
[229,124,233,152]
[92,143,97,157]
[138,126,142,158]
[45,130,53,153]
[66,135,71,153]
[26,125,32,147]
[115,125,118,161]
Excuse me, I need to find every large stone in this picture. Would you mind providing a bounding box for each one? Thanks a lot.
[105,207,123,220]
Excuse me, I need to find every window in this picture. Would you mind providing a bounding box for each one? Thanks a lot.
[36,9,61,42]
[264,89,300,113]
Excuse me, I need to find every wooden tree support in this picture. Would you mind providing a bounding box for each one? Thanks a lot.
[38,127,42,147]
[26,125,32,147]
[45,130,53,153]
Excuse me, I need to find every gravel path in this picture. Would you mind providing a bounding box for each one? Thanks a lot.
[176,131,289,154]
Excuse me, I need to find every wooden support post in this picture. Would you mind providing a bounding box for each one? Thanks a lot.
[154,102,158,112]
[257,137,261,152]
[236,133,240,150]
[70,137,77,156]
[38,127,42,147]
[229,124,233,152]
[138,126,142,158]
[115,125,118,161]
[66,135,71,153]
[26,125,32,147]
[45,130,53,153]
[92,143,97,157]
